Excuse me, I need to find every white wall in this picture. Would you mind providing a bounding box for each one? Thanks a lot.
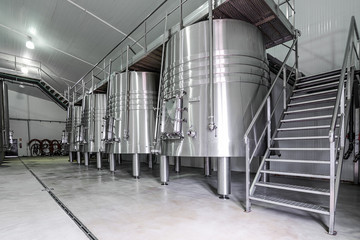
[8,88,66,156]
[268,0,360,75]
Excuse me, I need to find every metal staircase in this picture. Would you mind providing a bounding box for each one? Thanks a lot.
[0,52,69,110]
[244,17,360,234]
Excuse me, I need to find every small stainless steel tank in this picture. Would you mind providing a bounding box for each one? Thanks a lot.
[106,71,158,176]
[160,19,269,157]
[82,94,107,153]
[69,105,82,153]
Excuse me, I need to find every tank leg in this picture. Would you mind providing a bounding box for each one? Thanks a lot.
[96,152,102,170]
[132,153,140,179]
[217,157,231,199]
[69,152,73,163]
[204,157,211,177]
[77,152,81,165]
[84,152,89,166]
[148,154,153,169]
[116,154,121,164]
[160,155,169,185]
[109,153,115,172]
[174,157,181,173]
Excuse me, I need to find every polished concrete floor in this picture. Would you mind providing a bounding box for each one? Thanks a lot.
[0,156,359,240]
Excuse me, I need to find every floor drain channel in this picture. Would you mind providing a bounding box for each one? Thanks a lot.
[19,158,98,240]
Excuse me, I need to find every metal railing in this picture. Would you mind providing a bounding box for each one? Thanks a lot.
[69,0,192,102]
[244,30,299,212]
[277,0,296,27]
[0,51,70,101]
[328,16,359,234]
[70,0,297,104]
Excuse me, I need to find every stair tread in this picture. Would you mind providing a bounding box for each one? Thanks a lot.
[277,125,339,131]
[250,194,330,215]
[296,75,340,86]
[265,158,330,164]
[269,147,330,151]
[291,89,337,100]
[288,97,336,107]
[255,182,330,195]
[293,81,339,93]
[284,106,334,114]
[273,136,330,140]
[281,114,339,123]
[260,170,331,179]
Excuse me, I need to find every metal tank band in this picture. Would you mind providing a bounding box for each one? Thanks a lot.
[106,71,158,155]
[160,19,270,157]
[81,93,107,154]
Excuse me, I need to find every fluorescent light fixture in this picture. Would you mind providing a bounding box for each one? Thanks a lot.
[19,84,25,89]
[26,36,35,49]
[29,27,37,35]
[21,67,29,74]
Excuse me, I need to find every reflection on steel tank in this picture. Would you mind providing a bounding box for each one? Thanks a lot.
[159,19,269,157]
[106,71,158,154]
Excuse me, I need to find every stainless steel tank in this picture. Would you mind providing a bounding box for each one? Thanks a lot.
[0,80,12,164]
[82,94,107,153]
[157,19,269,196]
[159,19,269,158]
[81,93,107,166]
[106,71,158,176]
[69,105,82,153]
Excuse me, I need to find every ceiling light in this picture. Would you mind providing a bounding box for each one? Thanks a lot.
[29,27,37,35]
[21,67,29,74]
[26,36,35,49]
[19,84,25,89]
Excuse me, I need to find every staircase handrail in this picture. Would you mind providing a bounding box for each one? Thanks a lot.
[244,36,298,146]
[329,16,359,142]
[328,17,359,232]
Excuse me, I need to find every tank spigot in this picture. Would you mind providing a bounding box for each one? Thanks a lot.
[208,122,217,131]
[187,129,197,138]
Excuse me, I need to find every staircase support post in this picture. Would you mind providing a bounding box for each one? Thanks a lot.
[264,97,271,182]
[283,67,287,110]
[329,140,336,235]
[245,136,251,212]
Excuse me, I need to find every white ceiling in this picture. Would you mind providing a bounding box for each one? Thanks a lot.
[0,0,205,95]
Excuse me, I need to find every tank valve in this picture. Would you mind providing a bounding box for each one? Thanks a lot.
[187,129,197,138]
[208,122,217,131]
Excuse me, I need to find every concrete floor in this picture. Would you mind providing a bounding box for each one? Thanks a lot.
[0,156,359,240]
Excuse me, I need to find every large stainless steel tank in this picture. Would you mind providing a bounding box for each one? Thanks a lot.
[157,19,269,197]
[160,19,269,158]
[106,71,158,176]
[81,93,107,166]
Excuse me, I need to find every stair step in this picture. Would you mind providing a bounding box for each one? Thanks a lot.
[293,81,340,93]
[284,106,334,114]
[291,89,337,100]
[296,75,340,87]
[273,136,330,140]
[250,194,330,215]
[265,158,330,164]
[281,114,340,123]
[288,97,336,107]
[260,170,331,179]
[297,69,341,82]
[255,182,330,196]
[269,147,330,151]
[277,125,339,131]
